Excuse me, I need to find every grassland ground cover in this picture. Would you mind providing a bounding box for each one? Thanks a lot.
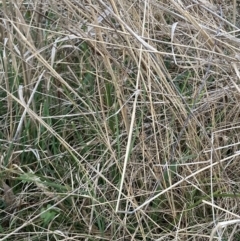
[1,0,240,240]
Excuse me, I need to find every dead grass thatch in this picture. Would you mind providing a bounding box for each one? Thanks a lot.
[1,0,240,240]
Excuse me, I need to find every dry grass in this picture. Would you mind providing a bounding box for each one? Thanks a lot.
[1,0,240,240]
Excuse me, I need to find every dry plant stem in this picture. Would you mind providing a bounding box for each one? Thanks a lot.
[231,62,240,92]
[89,164,100,234]
[210,132,216,230]
[233,0,237,29]
[115,0,148,213]
[115,89,141,213]
[2,38,13,139]
[14,71,45,141]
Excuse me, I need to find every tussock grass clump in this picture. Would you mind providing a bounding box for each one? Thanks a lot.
[0,0,240,240]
